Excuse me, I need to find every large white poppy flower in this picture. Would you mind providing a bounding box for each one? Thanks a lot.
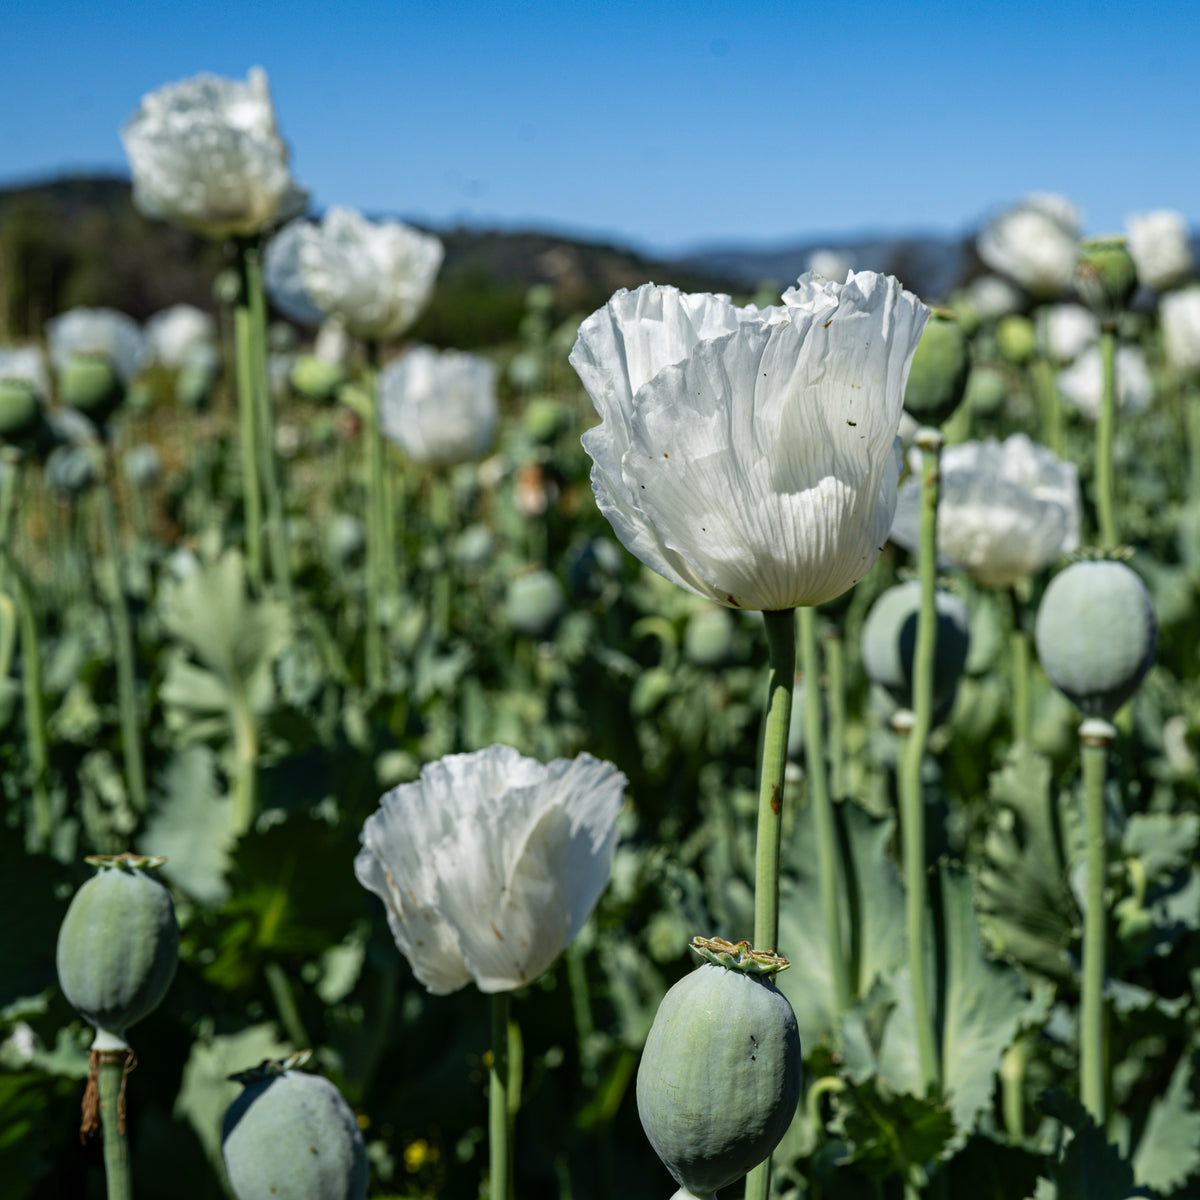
[378,345,498,466]
[571,271,928,612]
[977,194,1081,298]
[293,207,444,341]
[890,433,1080,589]
[144,304,216,369]
[1126,210,1194,292]
[45,308,146,382]
[1057,343,1153,420]
[122,68,307,240]
[1037,303,1099,365]
[355,746,626,995]
[1160,286,1200,375]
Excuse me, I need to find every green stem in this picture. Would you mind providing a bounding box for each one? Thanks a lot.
[363,342,385,691]
[1009,588,1031,745]
[899,429,942,1096]
[97,478,147,815]
[1000,1036,1029,1140]
[490,991,512,1200]
[802,607,850,1014]
[0,550,50,849]
[244,241,293,602]
[264,961,310,1048]
[1080,719,1113,1128]
[98,1051,133,1200]
[745,607,797,1200]
[231,692,259,838]
[1033,356,1064,458]
[0,451,18,594]
[1182,375,1200,505]
[430,473,453,641]
[233,265,264,590]
[1095,329,1118,548]
[824,624,847,802]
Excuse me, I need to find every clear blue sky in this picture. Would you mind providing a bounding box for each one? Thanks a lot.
[3,1,1196,255]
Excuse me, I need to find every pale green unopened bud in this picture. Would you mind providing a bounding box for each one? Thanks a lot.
[59,354,125,422]
[290,354,347,403]
[0,379,41,441]
[1074,237,1137,324]
[996,315,1037,365]
[904,310,970,424]
[964,364,1009,415]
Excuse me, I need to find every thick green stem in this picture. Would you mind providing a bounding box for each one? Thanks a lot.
[1183,375,1200,505]
[429,473,453,641]
[824,624,847,802]
[363,342,385,691]
[243,241,293,603]
[1095,329,1118,548]
[0,451,18,593]
[233,271,264,590]
[745,607,797,1200]
[1032,357,1064,457]
[1080,719,1113,1128]
[231,692,259,838]
[98,1051,133,1200]
[97,480,147,815]
[1000,1036,1029,1140]
[490,991,512,1200]
[899,430,942,1096]
[1009,588,1031,744]
[802,607,850,1014]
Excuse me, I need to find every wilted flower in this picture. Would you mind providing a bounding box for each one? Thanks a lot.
[1037,303,1099,364]
[1057,343,1153,419]
[890,433,1080,589]
[354,745,626,994]
[291,207,444,341]
[1160,285,1200,375]
[122,67,307,240]
[570,271,928,612]
[45,308,146,382]
[977,194,1081,298]
[144,304,216,369]
[1125,210,1194,292]
[379,346,498,465]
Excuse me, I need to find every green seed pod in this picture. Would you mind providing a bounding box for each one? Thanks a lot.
[964,364,1009,416]
[903,310,970,425]
[996,315,1037,365]
[637,937,802,1200]
[55,853,179,1050]
[861,580,971,718]
[59,354,126,423]
[0,379,41,441]
[222,1054,368,1200]
[506,569,564,636]
[1074,237,1138,324]
[1034,558,1156,719]
[290,354,348,404]
[684,606,736,667]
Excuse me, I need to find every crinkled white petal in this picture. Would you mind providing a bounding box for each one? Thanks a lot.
[122,68,307,240]
[574,271,926,610]
[1057,344,1154,420]
[354,746,625,995]
[977,194,1081,297]
[378,345,498,465]
[144,304,215,369]
[297,207,443,341]
[891,434,1080,587]
[45,308,146,381]
[1126,210,1194,292]
[1161,286,1200,375]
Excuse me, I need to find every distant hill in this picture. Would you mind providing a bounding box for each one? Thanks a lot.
[0,174,977,347]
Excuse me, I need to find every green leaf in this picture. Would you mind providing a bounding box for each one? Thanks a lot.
[1123,813,1200,879]
[139,746,236,907]
[831,1082,956,1180]
[1132,1047,1200,1193]
[976,744,1079,980]
[1035,1090,1146,1200]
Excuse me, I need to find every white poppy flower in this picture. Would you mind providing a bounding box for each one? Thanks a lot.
[1126,210,1193,292]
[1160,285,1200,375]
[963,274,1025,321]
[263,219,327,325]
[1057,343,1153,419]
[45,308,146,382]
[977,194,1082,298]
[378,345,498,465]
[570,271,928,612]
[354,746,626,995]
[1037,303,1099,364]
[0,345,50,397]
[890,433,1080,589]
[293,207,444,341]
[122,68,307,241]
[145,305,216,369]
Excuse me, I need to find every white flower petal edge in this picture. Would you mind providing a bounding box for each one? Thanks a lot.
[572,271,927,611]
[45,308,146,382]
[354,746,626,995]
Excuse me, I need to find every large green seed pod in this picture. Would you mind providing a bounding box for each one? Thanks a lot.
[290,354,347,404]
[0,379,41,441]
[637,937,802,1200]
[1075,237,1137,322]
[55,854,179,1050]
[861,580,971,719]
[903,310,970,425]
[996,315,1037,365]
[221,1053,368,1200]
[59,354,126,424]
[1034,558,1156,719]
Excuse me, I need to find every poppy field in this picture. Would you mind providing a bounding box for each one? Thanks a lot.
[3,69,1200,1200]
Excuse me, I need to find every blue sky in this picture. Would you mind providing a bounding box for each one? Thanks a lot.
[3,1,1197,255]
